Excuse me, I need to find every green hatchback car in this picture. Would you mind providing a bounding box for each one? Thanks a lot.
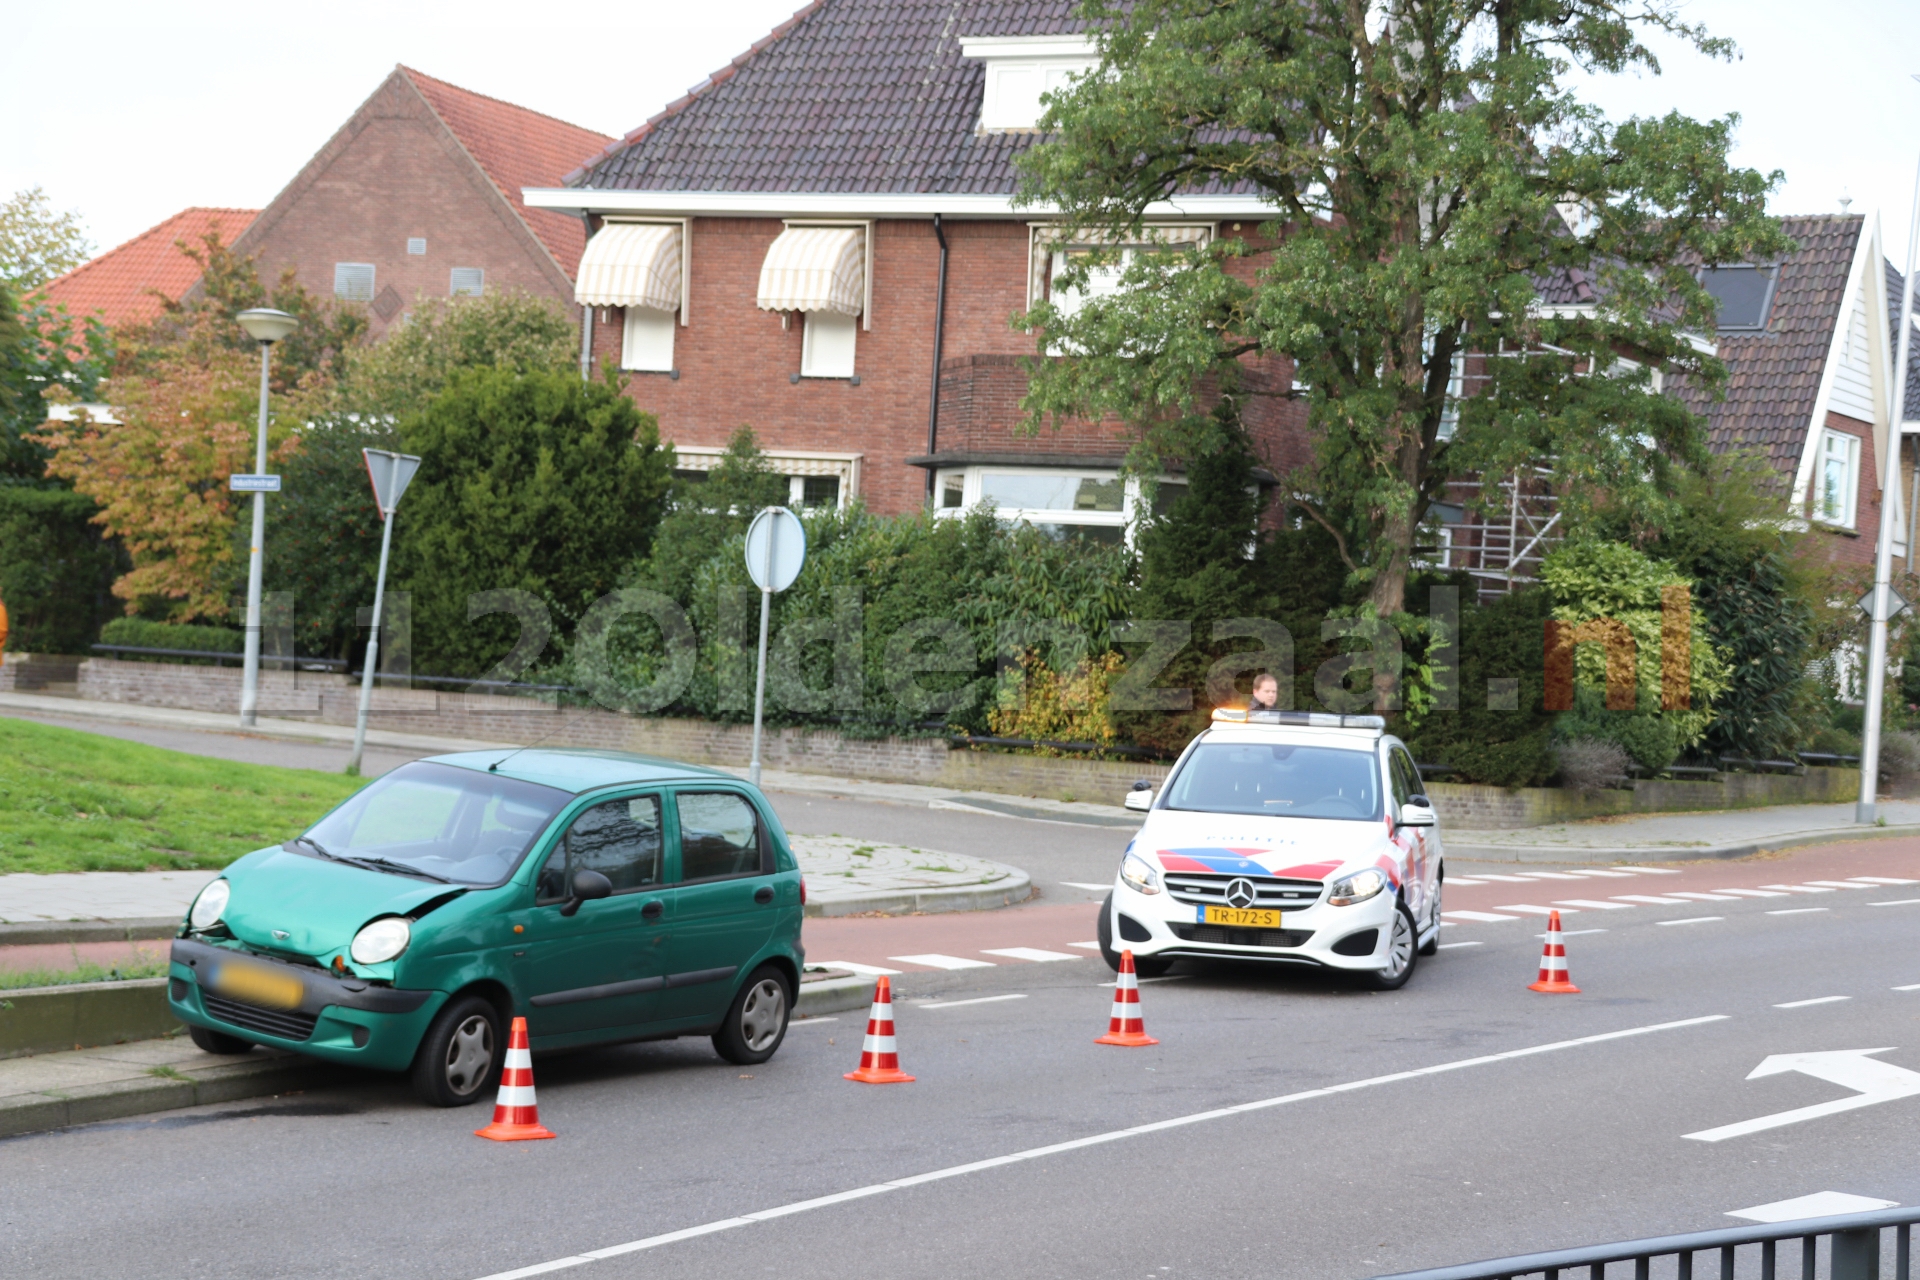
[168,749,806,1106]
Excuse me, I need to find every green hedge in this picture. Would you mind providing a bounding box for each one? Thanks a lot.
[98,617,242,658]
[0,487,119,655]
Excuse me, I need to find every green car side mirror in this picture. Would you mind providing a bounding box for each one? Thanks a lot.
[560,869,613,917]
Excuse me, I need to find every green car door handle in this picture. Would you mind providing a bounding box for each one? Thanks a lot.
[754,886,774,905]
[641,899,664,920]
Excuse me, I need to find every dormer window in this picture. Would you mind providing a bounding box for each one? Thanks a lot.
[1700,264,1779,332]
[959,35,1098,132]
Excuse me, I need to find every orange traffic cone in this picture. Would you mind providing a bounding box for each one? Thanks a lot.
[844,976,915,1084]
[1527,910,1581,994]
[1096,949,1160,1046]
[475,1016,556,1141]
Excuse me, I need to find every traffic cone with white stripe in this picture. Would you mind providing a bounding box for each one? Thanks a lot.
[474,1016,556,1141]
[844,976,915,1084]
[1096,949,1159,1046]
[1527,910,1581,994]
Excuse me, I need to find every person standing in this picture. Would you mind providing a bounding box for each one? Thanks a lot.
[1249,672,1280,711]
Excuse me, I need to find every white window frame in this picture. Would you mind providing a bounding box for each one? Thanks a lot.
[800,311,858,378]
[333,262,375,302]
[449,268,484,297]
[669,446,861,511]
[932,465,1147,546]
[622,306,676,373]
[958,35,1098,132]
[1814,429,1860,528]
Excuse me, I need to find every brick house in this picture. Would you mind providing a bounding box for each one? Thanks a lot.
[524,0,1294,532]
[33,207,258,327]
[225,66,612,338]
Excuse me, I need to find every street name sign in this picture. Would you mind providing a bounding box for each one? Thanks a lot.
[229,474,282,492]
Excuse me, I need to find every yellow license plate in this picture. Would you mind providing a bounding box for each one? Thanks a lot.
[1201,906,1282,928]
[210,959,305,1010]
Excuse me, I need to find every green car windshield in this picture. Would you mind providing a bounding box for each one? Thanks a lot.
[1163,741,1381,821]
[300,762,571,885]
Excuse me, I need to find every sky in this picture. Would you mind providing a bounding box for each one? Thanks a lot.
[3,0,1918,268]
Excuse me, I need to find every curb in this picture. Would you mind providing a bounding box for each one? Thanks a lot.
[2,978,180,1059]
[1449,822,1920,865]
[804,871,1034,917]
[795,974,875,1018]
[0,918,178,947]
[0,1050,340,1141]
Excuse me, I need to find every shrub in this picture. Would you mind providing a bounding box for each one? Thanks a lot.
[254,415,391,661]
[1555,738,1632,794]
[98,617,241,656]
[0,486,119,653]
[1879,730,1920,783]
[1401,586,1557,788]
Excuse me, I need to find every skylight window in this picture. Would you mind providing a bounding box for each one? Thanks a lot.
[1700,265,1778,332]
[959,35,1098,132]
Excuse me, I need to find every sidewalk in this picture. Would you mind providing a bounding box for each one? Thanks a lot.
[1447,799,1920,864]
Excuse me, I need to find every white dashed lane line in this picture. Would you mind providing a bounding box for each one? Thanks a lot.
[1613,895,1691,905]
[1767,908,1829,916]
[1443,910,1520,922]
[1496,904,1576,915]
[810,962,903,976]
[1871,899,1920,907]
[917,994,1029,1009]
[1060,882,1113,892]
[1774,996,1851,1009]
[1436,941,1482,950]
[1760,884,1836,893]
[1804,880,1876,890]
[1712,888,1788,898]
[1657,916,1724,926]
[1553,899,1633,910]
[888,954,995,970]
[1894,984,1920,992]
[979,947,1081,963]
[1664,892,1738,902]
[1853,876,1920,885]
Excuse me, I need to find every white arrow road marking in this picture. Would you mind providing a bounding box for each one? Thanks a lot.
[1727,1191,1898,1222]
[1685,1048,1920,1142]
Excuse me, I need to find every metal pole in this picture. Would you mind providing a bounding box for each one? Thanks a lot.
[1859,156,1920,823]
[238,340,272,728]
[347,507,395,776]
[748,509,775,788]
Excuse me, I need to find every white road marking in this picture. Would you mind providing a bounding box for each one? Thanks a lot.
[1686,1048,1920,1143]
[1713,888,1788,898]
[1805,880,1875,890]
[1761,884,1835,893]
[1553,899,1634,910]
[788,1017,839,1026]
[1657,916,1723,926]
[1768,908,1830,915]
[888,954,995,970]
[1436,941,1482,949]
[1894,984,1920,992]
[1066,941,1102,950]
[1537,929,1608,938]
[1614,866,1680,874]
[917,994,1029,1009]
[1472,874,1539,883]
[980,947,1082,963]
[808,961,901,976]
[1513,871,1587,880]
[1613,895,1691,905]
[1562,869,1637,878]
[1727,1191,1898,1222]
[1775,996,1851,1009]
[1852,877,1920,885]
[1442,910,1521,922]
[1495,904,1577,915]
[473,1015,1730,1280]
[1060,882,1113,892]
[1869,899,1920,907]
[1665,891,1737,901]
[1444,876,1487,885]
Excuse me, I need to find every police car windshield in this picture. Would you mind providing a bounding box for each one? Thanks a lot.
[1163,742,1381,821]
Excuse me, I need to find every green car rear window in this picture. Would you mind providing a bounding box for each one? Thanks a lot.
[303,761,571,885]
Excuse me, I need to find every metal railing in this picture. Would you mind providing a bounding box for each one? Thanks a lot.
[91,643,346,672]
[1373,1205,1918,1280]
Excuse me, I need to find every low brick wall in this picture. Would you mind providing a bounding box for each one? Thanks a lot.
[50,658,1859,822]
[0,653,81,692]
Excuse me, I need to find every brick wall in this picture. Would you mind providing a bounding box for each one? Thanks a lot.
[231,74,575,339]
[594,216,1316,515]
[1804,408,1901,572]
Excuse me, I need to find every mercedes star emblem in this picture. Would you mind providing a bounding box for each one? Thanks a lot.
[1225,878,1257,909]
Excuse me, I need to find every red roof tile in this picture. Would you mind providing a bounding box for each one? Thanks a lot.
[32,208,257,326]
[401,67,612,275]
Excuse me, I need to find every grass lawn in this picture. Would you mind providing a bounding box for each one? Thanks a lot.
[0,719,365,874]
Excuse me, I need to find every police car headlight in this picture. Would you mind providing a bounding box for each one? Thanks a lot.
[188,878,230,930]
[350,917,411,965]
[1328,868,1388,907]
[1119,853,1162,895]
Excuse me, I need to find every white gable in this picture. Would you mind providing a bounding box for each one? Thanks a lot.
[1830,284,1877,422]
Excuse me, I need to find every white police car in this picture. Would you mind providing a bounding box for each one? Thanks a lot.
[1097,709,1443,989]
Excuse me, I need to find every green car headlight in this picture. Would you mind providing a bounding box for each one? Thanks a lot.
[349,917,411,965]
[189,879,230,931]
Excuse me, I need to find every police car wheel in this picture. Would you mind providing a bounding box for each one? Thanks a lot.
[1362,904,1420,991]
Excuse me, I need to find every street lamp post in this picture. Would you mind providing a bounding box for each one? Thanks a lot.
[233,308,299,728]
[1857,113,1920,824]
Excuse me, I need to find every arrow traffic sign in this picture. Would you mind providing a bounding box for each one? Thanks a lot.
[1684,1047,1920,1142]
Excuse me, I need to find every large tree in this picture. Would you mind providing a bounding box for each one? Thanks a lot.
[0,188,92,293]
[1017,0,1790,618]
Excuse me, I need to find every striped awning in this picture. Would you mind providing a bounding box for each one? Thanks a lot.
[575,222,682,311]
[756,226,864,316]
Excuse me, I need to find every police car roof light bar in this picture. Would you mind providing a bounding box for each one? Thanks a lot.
[1210,708,1386,731]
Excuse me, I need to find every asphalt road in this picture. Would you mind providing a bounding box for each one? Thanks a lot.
[7,844,1920,1279]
